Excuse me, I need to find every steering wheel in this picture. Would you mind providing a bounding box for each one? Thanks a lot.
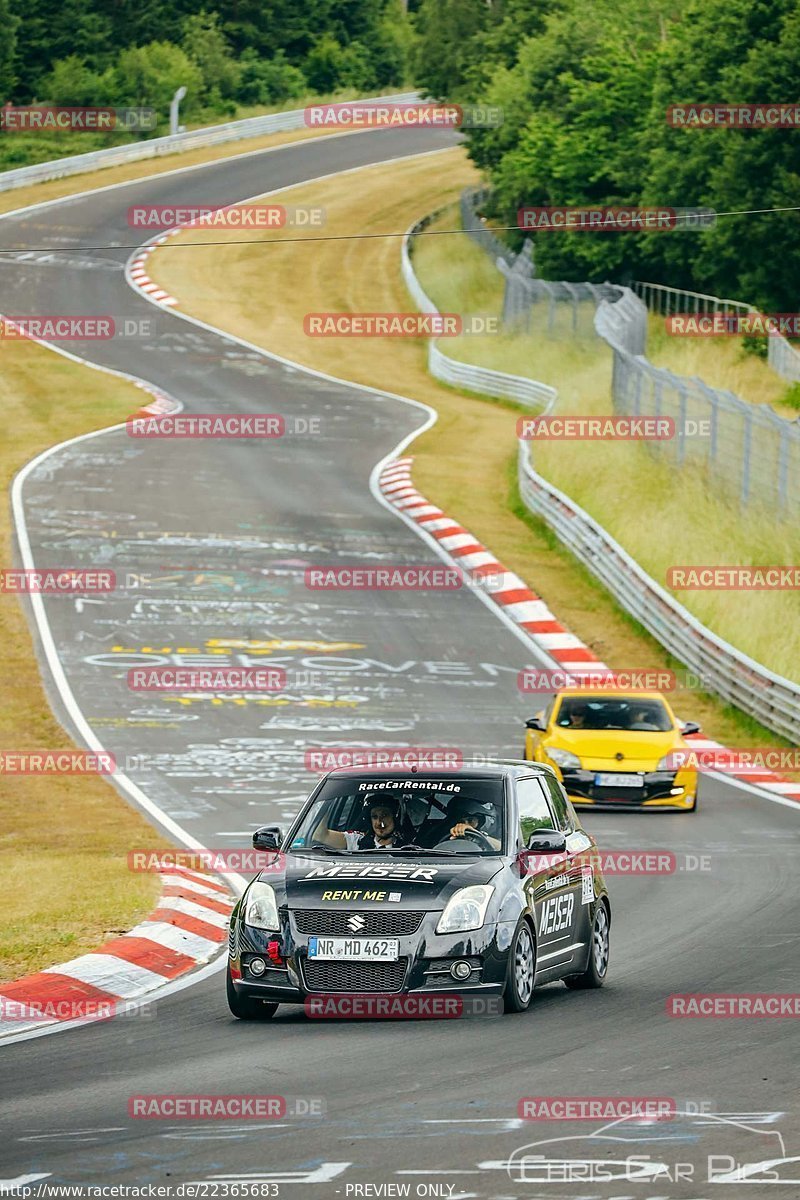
[432,827,494,851]
[460,826,495,849]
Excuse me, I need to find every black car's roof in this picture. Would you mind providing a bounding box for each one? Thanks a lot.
[324,761,556,784]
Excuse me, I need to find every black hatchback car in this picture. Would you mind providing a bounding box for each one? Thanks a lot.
[226,763,611,1019]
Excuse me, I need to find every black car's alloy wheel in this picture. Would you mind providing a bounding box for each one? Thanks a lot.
[504,919,535,1012]
[565,903,610,989]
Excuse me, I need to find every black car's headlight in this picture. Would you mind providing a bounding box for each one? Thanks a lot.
[244,882,280,931]
[436,885,495,934]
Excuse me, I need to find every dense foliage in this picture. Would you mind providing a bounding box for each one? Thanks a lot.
[416,0,800,311]
[1,0,413,116]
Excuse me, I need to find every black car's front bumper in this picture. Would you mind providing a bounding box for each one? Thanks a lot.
[229,911,512,1005]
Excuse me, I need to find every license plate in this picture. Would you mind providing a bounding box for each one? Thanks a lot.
[308,937,399,961]
[595,772,644,788]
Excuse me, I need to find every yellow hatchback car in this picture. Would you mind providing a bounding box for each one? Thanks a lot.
[524,689,700,811]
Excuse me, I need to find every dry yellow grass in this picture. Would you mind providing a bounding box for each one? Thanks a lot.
[647,315,793,414]
[150,147,788,746]
[0,341,170,982]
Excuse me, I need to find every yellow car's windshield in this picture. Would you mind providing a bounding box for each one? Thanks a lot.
[556,697,673,732]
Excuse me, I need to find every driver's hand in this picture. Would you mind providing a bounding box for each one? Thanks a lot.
[450,822,471,839]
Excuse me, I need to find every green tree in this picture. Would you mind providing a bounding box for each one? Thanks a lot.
[182,10,241,105]
[0,0,19,98]
[39,55,105,105]
[106,41,203,119]
[415,0,488,99]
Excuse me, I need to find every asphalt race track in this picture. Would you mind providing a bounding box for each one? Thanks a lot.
[1,126,798,1198]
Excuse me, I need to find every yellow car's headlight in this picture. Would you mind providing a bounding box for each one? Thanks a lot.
[548,747,581,770]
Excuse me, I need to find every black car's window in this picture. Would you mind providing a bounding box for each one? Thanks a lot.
[517,777,555,846]
[289,776,506,855]
[540,773,573,833]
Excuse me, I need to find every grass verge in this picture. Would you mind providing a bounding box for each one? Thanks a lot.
[0,344,170,983]
[149,147,794,749]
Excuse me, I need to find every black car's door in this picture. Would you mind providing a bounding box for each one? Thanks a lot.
[516,776,583,970]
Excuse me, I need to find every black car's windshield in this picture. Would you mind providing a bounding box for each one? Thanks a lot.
[289,776,506,855]
[556,696,673,732]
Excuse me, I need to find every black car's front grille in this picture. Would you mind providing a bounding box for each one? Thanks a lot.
[302,958,408,993]
[227,922,237,958]
[292,909,425,937]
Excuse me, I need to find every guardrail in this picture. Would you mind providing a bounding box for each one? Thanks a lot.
[0,92,418,193]
[634,279,800,384]
[405,191,800,741]
[518,444,800,742]
[401,213,556,411]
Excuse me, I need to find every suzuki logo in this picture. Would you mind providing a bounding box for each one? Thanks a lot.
[346,914,365,933]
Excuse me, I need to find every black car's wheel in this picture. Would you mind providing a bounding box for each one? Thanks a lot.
[564,902,610,990]
[504,919,536,1013]
[226,967,278,1020]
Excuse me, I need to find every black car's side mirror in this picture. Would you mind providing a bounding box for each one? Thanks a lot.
[526,829,567,853]
[681,721,701,736]
[525,716,546,731]
[253,825,283,851]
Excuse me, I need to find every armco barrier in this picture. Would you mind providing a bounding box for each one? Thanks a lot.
[402,197,800,742]
[518,446,800,743]
[401,215,556,412]
[0,93,418,193]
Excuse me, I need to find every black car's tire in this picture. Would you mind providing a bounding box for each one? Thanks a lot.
[564,902,610,990]
[226,967,278,1020]
[503,919,536,1013]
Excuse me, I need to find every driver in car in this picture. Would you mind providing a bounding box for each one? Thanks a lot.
[447,796,501,849]
[419,795,501,849]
